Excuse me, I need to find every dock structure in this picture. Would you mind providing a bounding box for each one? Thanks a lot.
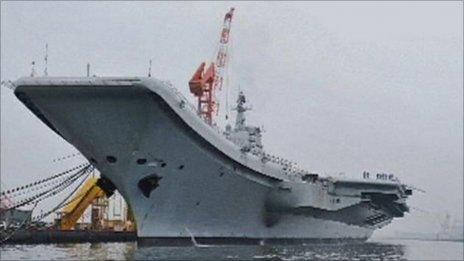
[3,230,136,244]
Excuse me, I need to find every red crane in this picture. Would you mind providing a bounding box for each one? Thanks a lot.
[189,7,235,125]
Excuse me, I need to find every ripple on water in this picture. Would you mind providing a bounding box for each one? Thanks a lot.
[1,239,463,260]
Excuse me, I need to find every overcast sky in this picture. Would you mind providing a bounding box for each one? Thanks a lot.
[1,1,462,236]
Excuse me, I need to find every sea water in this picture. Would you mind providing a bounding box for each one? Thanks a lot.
[1,239,463,260]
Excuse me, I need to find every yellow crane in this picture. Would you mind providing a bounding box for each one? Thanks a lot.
[59,177,114,230]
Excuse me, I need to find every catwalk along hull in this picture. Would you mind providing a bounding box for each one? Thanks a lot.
[14,77,411,245]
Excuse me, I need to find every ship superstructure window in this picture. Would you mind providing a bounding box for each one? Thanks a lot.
[106,156,117,163]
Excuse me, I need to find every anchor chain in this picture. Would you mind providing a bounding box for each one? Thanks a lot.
[3,164,92,211]
[1,163,88,196]
[0,164,94,244]
[4,173,84,200]
[32,168,93,221]
[52,152,82,163]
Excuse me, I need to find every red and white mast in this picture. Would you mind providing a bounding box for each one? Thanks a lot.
[188,8,235,125]
[215,7,234,92]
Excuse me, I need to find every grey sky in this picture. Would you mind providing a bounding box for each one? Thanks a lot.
[1,1,462,236]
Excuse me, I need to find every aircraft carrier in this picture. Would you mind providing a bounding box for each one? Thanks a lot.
[10,8,412,245]
[12,76,412,245]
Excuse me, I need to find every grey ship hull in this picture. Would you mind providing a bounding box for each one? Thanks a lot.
[13,77,411,245]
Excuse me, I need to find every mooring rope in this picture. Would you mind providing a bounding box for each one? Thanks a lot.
[52,152,82,163]
[32,167,93,221]
[1,163,89,197]
[0,164,94,244]
[2,164,91,211]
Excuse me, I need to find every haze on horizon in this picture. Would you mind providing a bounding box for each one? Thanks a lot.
[1,1,462,237]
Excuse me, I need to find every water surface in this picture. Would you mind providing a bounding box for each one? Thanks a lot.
[1,239,463,260]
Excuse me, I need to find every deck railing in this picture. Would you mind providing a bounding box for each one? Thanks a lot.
[161,81,309,180]
[161,81,224,136]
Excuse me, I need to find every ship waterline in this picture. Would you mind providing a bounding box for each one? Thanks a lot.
[13,77,411,245]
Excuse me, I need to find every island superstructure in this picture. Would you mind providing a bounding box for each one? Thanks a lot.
[11,8,412,245]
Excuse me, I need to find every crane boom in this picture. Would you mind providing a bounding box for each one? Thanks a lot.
[60,177,115,230]
[189,7,235,125]
[60,178,104,230]
[215,7,234,92]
